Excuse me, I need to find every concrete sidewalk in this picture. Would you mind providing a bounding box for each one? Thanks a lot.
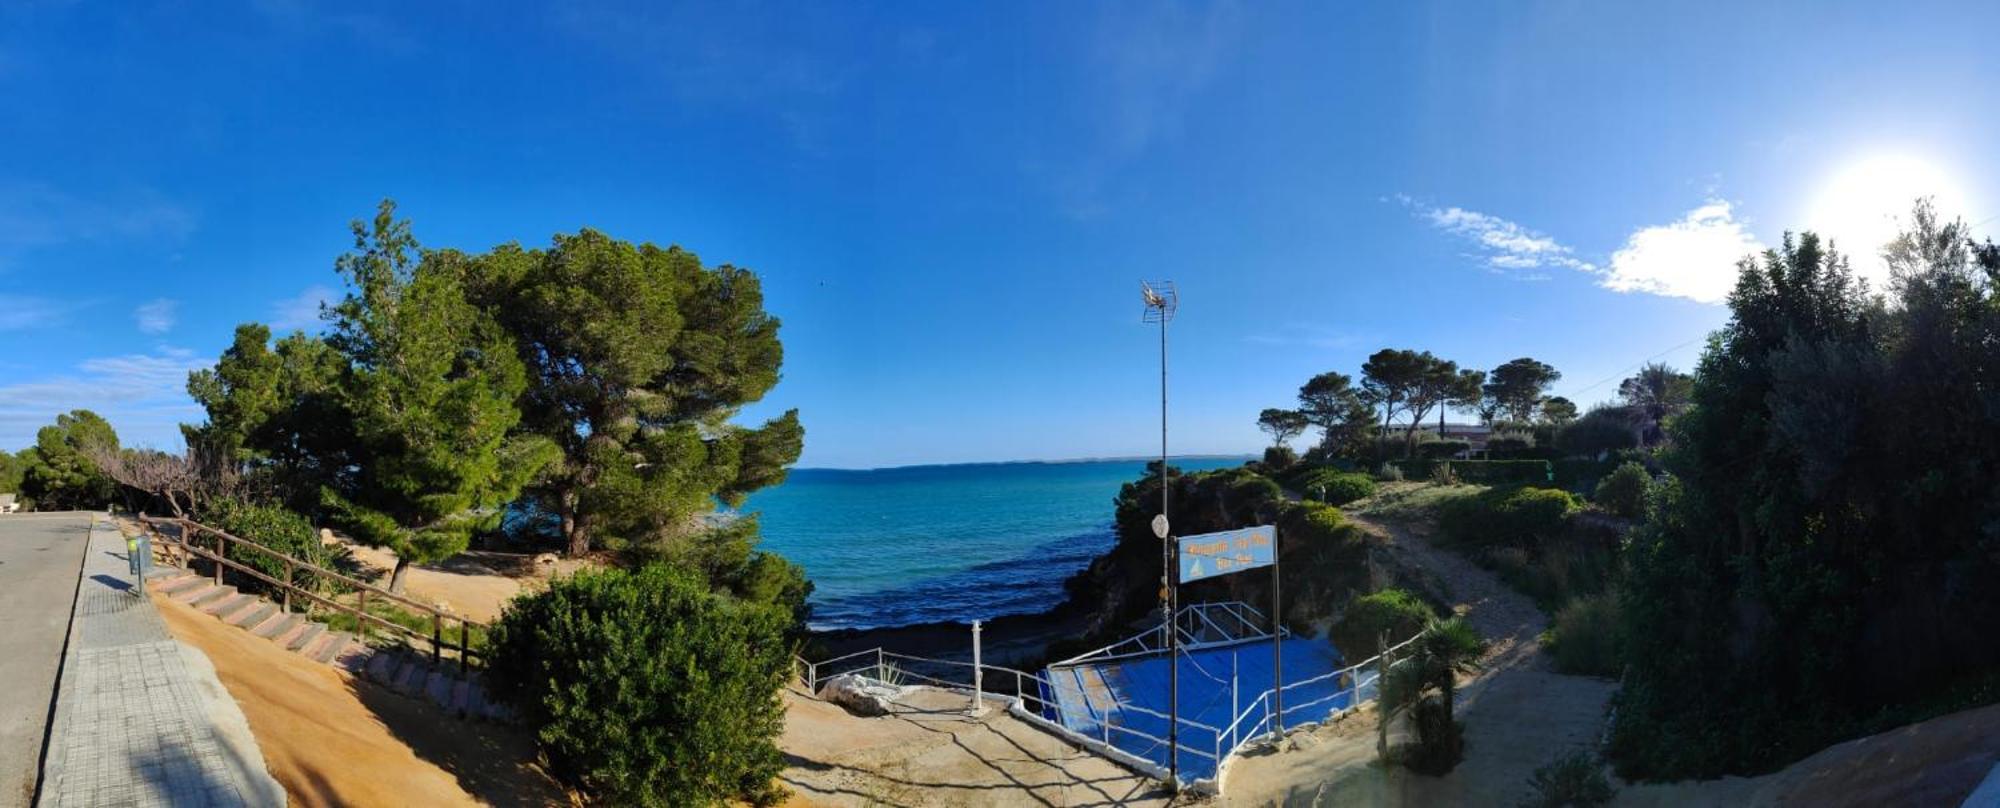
[36,515,283,807]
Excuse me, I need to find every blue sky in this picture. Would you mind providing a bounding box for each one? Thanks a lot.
[1,1,1994,468]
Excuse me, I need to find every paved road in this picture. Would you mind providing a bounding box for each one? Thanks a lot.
[0,514,92,807]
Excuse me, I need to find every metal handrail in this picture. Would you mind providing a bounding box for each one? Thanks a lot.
[139,515,485,673]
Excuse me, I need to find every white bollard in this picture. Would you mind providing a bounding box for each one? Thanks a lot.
[970,620,985,716]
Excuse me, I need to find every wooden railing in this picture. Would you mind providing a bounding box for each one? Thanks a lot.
[137,514,486,674]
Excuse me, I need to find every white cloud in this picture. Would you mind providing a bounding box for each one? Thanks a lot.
[0,347,206,451]
[0,295,80,331]
[271,285,335,332]
[134,298,177,334]
[1603,200,1766,305]
[1397,195,1595,277]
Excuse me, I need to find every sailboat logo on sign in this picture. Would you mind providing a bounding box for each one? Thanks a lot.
[1177,525,1274,584]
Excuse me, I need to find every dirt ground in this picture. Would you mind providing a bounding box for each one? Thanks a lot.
[333,540,534,623]
[777,685,1173,807]
[155,591,569,807]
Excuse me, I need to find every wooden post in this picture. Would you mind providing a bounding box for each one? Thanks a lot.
[358,589,370,640]
[213,531,224,584]
[282,560,294,612]
[432,612,443,667]
[459,622,470,675]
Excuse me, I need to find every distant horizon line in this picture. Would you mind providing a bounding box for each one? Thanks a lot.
[792,453,1258,473]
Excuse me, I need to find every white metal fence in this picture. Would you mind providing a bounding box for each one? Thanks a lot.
[792,626,1427,792]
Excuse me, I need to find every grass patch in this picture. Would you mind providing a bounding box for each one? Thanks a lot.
[1346,481,1489,522]
[317,596,490,659]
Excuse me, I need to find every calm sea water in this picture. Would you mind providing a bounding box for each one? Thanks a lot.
[742,457,1248,630]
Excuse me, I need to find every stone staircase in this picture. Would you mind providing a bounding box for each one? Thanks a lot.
[152,568,509,722]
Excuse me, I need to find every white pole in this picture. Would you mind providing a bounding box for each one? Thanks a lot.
[971,620,984,716]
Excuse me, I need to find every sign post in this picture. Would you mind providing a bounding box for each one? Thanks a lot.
[1176,524,1282,738]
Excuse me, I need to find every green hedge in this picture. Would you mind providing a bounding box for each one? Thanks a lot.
[198,499,344,600]
[1437,485,1578,547]
[486,564,793,806]
[1296,468,1376,505]
[1391,459,1553,485]
[1417,440,1471,459]
[1331,588,1435,658]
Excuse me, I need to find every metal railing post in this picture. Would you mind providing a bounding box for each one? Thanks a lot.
[876,648,885,680]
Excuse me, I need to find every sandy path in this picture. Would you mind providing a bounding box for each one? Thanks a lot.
[155,591,568,807]
[778,686,1174,807]
[1221,513,1617,807]
[336,540,530,623]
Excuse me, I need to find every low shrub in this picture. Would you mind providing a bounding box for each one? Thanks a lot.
[1546,591,1623,677]
[1331,588,1435,658]
[1393,459,1553,485]
[1418,439,1471,459]
[1375,462,1404,482]
[1555,407,1639,457]
[1592,462,1651,519]
[1438,486,1578,547]
[1520,750,1614,807]
[486,564,793,807]
[1551,457,1617,493]
[198,498,346,599]
[1262,445,1298,470]
[1303,471,1376,506]
[1485,432,1536,458]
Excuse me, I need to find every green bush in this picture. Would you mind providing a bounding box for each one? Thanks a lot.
[1303,471,1376,506]
[1551,457,1617,493]
[1546,591,1623,676]
[1438,486,1578,547]
[486,564,793,807]
[199,499,345,599]
[1418,440,1471,459]
[1331,588,1435,658]
[1375,462,1404,482]
[1592,462,1651,519]
[1394,459,1554,485]
[1261,445,1298,470]
[1555,407,1639,457]
[1520,751,1614,807]
[1485,432,1536,458]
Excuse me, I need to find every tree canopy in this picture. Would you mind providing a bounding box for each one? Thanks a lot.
[1256,408,1309,448]
[464,228,803,556]
[1483,358,1562,422]
[20,410,119,510]
[1612,203,2000,779]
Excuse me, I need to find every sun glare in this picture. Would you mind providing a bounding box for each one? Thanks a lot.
[1805,153,1973,284]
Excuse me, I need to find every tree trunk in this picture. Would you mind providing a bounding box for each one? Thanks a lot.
[388,555,412,594]
[558,491,590,557]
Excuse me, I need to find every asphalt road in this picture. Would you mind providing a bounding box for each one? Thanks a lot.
[0,513,92,807]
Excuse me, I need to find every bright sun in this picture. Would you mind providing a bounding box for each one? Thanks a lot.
[1805,153,1973,284]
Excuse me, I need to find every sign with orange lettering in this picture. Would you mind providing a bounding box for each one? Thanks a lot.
[1177,525,1274,583]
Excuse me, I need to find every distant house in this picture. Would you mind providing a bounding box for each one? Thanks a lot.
[1382,422,1493,452]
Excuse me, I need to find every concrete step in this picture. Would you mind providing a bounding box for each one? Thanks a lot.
[155,572,204,594]
[226,601,278,629]
[394,658,428,696]
[203,593,256,618]
[284,621,325,652]
[187,585,238,608]
[253,612,302,640]
[168,579,218,602]
[365,649,401,684]
[425,669,455,709]
[308,631,351,664]
[334,644,374,676]
[449,677,472,718]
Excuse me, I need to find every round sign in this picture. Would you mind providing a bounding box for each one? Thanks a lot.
[1151,514,1170,539]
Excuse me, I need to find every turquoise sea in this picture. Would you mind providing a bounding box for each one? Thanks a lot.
[742,457,1249,630]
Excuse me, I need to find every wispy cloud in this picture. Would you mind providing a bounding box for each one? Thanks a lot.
[1603,200,1765,305]
[134,298,177,334]
[0,183,195,250]
[0,346,206,451]
[271,285,335,332]
[0,295,82,331]
[1244,323,1364,350]
[1394,195,1594,278]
